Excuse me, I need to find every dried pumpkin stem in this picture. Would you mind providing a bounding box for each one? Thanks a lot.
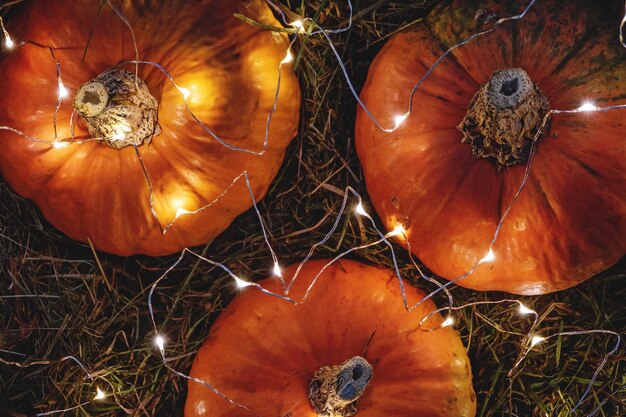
[73,68,161,149]
[308,356,373,417]
[458,68,550,167]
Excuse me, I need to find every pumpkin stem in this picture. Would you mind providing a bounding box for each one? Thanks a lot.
[458,68,550,167]
[73,68,161,149]
[308,356,373,417]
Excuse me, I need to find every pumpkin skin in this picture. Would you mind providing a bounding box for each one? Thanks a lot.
[0,0,300,256]
[355,0,626,294]
[185,259,476,417]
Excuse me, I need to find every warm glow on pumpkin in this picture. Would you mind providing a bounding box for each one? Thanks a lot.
[111,121,132,141]
[0,0,301,256]
[170,195,194,220]
[52,140,69,149]
[175,207,191,219]
[388,222,408,240]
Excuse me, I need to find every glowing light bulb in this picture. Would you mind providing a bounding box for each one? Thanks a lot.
[355,202,368,216]
[58,82,68,99]
[281,49,293,65]
[111,122,131,141]
[178,87,190,100]
[577,102,598,112]
[388,224,407,237]
[530,334,546,348]
[518,303,534,315]
[5,34,14,49]
[393,113,409,128]
[175,207,190,219]
[52,140,69,149]
[155,335,165,352]
[478,248,495,264]
[273,262,283,278]
[234,277,253,289]
[111,131,126,141]
[94,387,106,400]
[291,19,305,32]
[441,316,455,328]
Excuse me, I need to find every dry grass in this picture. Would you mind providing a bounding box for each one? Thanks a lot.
[1,1,625,416]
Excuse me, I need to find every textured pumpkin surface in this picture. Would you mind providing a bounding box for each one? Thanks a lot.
[0,0,300,256]
[186,259,476,417]
[355,0,626,294]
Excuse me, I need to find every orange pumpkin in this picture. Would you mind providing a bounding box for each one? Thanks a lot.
[0,0,300,256]
[186,260,476,417]
[355,0,626,294]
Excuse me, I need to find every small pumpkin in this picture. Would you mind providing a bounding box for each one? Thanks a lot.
[185,259,476,417]
[0,0,300,256]
[355,0,626,294]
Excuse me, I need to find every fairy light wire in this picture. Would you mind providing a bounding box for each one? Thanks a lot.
[308,0,538,132]
[1,0,624,415]
[1,3,301,238]
[143,1,626,408]
[510,329,622,414]
[105,0,139,84]
[0,15,14,49]
[0,352,111,416]
[265,0,354,35]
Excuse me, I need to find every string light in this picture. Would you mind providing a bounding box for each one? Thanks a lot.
[530,334,546,348]
[281,48,294,65]
[234,277,254,289]
[57,81,68,99]
[4,33,14,49]
[94,387,106,400]
[2,1,623,415]
[177,86,190,100]
[393,112,409,129]
[441,316,455,328]
[478,248,496,264]
[1,16,13,50]
[111,121,131,141]
[52,140,69,149]
[388,223,407,237]
[576,101,599,112]
[174,207,190,219]
[290,19,305,33]
[354,202,368,216]
[273,262,283,278]
[518,303,535,315]
[155,335,165,353]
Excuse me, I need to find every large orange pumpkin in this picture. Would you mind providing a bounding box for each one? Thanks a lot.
[0,0,300,256]
[186,259,476,417]
[355,0,626,294]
